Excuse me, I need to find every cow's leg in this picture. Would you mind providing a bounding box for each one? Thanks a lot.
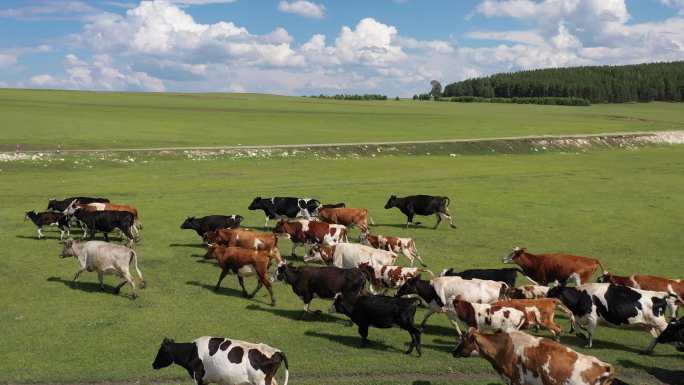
[644,338,659,354]
[291,243,298,258]
[433,213,442,229]
[97,271,105,291]
[357,324,370,347]
[72,268,85,282]
[115,270,137,297]
[418,307,436,331]
[236,275,250,297]
[214,270,229,292]
[264,216,270,227]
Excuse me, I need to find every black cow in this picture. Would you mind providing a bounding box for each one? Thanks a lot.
[73,209,136,244]
[331,293,422,356]
[180,215,243,238]
[275,264,366,316]
[248,197,321,226]
[646,316,684,353]
[547,283,671,349]
[384,195,455,229]
[24,210,70,239]
[47,196,109,213]
[441,267,521,288]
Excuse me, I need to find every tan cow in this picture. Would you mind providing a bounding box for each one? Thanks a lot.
[503,247,605,286]
[317,207,372,233]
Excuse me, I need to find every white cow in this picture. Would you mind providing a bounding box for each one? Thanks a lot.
[60,239,145,297]
[153,336,288,385]
[305,243,397,267]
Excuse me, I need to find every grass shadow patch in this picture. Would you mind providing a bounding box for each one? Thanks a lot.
[304,330,405,354]
[245,303,343,323]
[618,359,684,384]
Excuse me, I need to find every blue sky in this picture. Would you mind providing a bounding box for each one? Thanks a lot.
[1,0,683,95]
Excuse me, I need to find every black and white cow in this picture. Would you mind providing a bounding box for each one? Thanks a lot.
[47,196,109,213]
[384,195,455,229]
[180,215,244,238]
[547,283,672,349]
[25,210,70,239]
[248,197,321,226]
[73,209,136,244]
[331,293,422,356]
[153,336,288,385]
[441,268,522,288]
[646,316,684,353]
[275,264,366,315]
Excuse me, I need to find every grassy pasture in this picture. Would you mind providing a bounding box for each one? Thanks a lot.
[2,88,684,151]
[1,146,683,384]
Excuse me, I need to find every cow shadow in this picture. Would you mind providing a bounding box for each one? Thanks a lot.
[169,242,206,249]
[16,234,63,241]
[244,303,343,323]
[304,330,405,354]
[186,280,272,306]
[618,359,684,384]
[558,334,648,354]
[46,276,136,299]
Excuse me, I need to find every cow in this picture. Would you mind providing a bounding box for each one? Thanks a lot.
[359,233,425,267]
[317,207,373,233]
[273,219,347,257]
[384,194,455,229]
[395,276,508,337]
[450,300,526,335]
[47,196,109,213]
[24,210,70,239]
[153,336,288,385]
[181,215,244,238]
[492,298,576,339]
[502,247,605,286]
[441,267,521,288]
[59,240,145,297]
[72,209,137,245]
[69,201,142,235]
[306,243,397,268]
[248,197,321,226]
[645,316,684,353]
[598,272,683,317]
[204,245,280,306]
[453,329,618,385]
[275,264,366,315]
[357,264,433,294]
[547,283,672,349]
[204,229,280,256]
[331,293,422,356]
[507,284,551,299]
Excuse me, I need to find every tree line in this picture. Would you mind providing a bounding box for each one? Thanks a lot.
[441,61,684,103]
[308,94,389,100]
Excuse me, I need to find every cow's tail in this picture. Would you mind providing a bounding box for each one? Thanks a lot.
[368,214,375,226]
[266,351,288,385]
[596,260,607,275]
[129,250,145,287]
[498,283,510,300]
[421,269,435,277]
[443,197,451,211]
[610,378,630,385]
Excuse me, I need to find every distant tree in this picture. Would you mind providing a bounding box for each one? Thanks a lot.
[395,96,400,101]
[412,94,418,100]
[430,80,442,97]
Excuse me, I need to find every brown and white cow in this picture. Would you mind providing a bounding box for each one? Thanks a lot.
[492,298,576,339]
[359,233,426,267]
[503,247,605,286]
[450,300,526,336]
[273,219,347,257]
[357,263,433,294]
[454,329,617,385]
[204,228,280,254]
[317,207,372,233]
[507,284,551,299]
[598,272,683,316]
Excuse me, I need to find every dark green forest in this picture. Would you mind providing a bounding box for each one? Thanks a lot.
[442,61,684,103]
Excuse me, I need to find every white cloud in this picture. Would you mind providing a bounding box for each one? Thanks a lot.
[170,0,238,4]
[661,0,684,14]
[0,53,18,68]
[278,1,325,19]
[333,18,406,66]
[0,1,101,21]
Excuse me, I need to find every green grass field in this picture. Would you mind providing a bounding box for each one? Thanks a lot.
[2,88,684,151]
[1,145,683,385]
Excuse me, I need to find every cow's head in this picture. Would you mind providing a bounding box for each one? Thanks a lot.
[395,276,420,297]
[64,200,79,215]
[202,230,220,244]
[596,271,612,283]
[248,197,265,210]
[357,263,376,283]
[330,292,355,315]
[60,239,77,258]
[152,338,175,369]
[305,244,333,263]
[180,217,197,230]
[452,328,480,357]
[47,199,57,210]
[384,195,398,209]
[24,210,36,220]
[275,263,294,282]
[233,215,245,226]
[502,246,526,264]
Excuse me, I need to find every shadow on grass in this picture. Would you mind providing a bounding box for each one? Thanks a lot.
[169,242,206,248]
[46,276,136,299]
[16,234,63,241]
[304,330,405,354]
[245,303,343,323]
[618,359,684,384]
[186,279,246,299]
[558,334,649,354]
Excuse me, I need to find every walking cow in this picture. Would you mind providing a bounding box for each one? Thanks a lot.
[384,195,456,229]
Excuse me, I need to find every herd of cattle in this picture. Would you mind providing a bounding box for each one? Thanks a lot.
[25,194,684,385]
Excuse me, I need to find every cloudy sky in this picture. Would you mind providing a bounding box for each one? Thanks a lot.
[1,0,683,96]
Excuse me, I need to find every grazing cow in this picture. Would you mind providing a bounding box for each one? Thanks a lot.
[275,264,366,315]
[317,207,372,233]
[359,233,425,267]
[441,267,521,288]
[646,316,684,353]
[598,272,683,317]
[306,243,397,268]
[321,202,346,209]
[248,197,321,226]
[181,215,243,238]
[547,283,671,349]
[357,264,433,294]
[450,300,526,335]
[384,194,455,229]
[24,210,70,239]
[153,336,288,385]
[492,298,576,339]
[273,219,347,257]
[502,247,605,286]
[507,284,551,299]
[47,196,109,213]
[453,329,617,385]
[73,209,136,245]
[395,276,507,335]
[60,240,144,297]
[204,228,280,257]
[204,245,280,306]
[331,293,422,356]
